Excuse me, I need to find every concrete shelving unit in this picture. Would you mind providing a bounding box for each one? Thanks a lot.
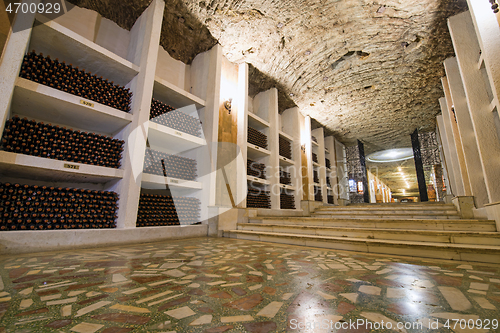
[0,0,221,251]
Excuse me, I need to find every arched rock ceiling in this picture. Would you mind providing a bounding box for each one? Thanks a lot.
[69,0,468,153]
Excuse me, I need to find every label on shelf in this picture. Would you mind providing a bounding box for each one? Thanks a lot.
[64,163,80,170]
[80,100,95,108]
[169,178,179,184]
[175,131,183,136]
[255,146,259,150]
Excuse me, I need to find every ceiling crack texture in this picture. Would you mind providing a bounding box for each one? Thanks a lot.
[68,0,468,153]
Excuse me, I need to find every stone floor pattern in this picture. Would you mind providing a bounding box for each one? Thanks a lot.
[0,237,499,333]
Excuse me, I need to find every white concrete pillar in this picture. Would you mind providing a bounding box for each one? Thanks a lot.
[0,0,40,136]
[116,0,164,228]
[236,63,248,208]
[449,11,500,204]
[435,119,454,198]
[466,0,500,107]
[438,97,466,196]
[444,57,489,207]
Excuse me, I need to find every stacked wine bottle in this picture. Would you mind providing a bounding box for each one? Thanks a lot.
[1,116,124,168]
[312,152,318,163]
[175,196,201,225]
[150,99,202,137]
[326,176,331,187]
[19,51,131,112]
[280,170,292,185]
[247,187,271,208]
[248,127,268,149]
[279,136,292,159]
[144,148,197,180]
[247,160,266,179]
[328,195,334,204]
[137,193,178,226]
[280,190,295,210]
[313,170,319,184]
[137,193,200,227]
[326,158,331,169]
[0,182,118,231]
[314,186,323,202]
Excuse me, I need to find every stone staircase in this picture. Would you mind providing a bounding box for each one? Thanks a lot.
[224,203,500,263]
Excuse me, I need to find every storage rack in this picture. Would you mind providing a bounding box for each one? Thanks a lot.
[0,0,219,241]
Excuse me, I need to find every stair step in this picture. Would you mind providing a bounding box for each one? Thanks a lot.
[347,203,455,207]
[318,206,456,212]
[313,210,459,215]
[225,230,500,263]
[248,217,497,232]
[238,223,500,246]
[311,213,461,220]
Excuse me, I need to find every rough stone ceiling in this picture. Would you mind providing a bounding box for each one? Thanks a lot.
[69,0,468,154]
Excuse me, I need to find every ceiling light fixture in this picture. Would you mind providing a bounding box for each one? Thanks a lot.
[366,148,414,163]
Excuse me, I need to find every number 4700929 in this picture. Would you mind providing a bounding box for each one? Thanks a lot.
[6,2,61,14]
[443,319,498,330]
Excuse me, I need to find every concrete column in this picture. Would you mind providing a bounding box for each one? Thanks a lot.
[444,58,489,207]
[438,97,466,196]
[0,0,40,136]
[236,63,248,208]
[466,0,500,106]
[436,118,454,198]
[116,0,164,228]
[449,11,500,204]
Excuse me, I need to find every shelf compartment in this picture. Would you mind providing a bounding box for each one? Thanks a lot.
[141,173,202,191]
[247,143,271,159]
[153,76,206,110]
[247,175,270,185]
[279,156,294,166]
[148,121,206,154]
[12,78,132,134]
[248,112,270,130]
[31,15,139,86]
[279,131,294,142]
[0,151,123,183]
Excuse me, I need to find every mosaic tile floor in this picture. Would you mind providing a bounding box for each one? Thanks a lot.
[0,237,499,332]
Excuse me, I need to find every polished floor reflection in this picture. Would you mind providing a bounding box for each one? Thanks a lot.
[0,237,499,332]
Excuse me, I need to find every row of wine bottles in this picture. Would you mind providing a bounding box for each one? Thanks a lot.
[313,170,319,184]
[326,158,331,169]
[20,51,131,112]
[144,148,197,180]
[248,127,268,149]
[280,170,291,185]
[328,195,334,204]
[137,193,200,227]
[279,136,292,160]
[280,192,295,210]
[314,186,323,202]
[327,177,331,187]
[247,187,271,209]
[150,99,202,138]
[1,116,124,169]
[0,182,118,231]
[247,160,266,180]
[312,152,318,163]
